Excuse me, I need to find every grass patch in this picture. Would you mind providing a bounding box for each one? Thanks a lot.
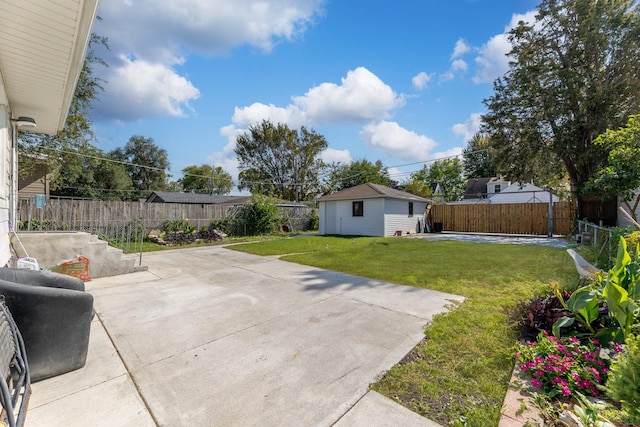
[113,234,290,254]
[230,235,576,426]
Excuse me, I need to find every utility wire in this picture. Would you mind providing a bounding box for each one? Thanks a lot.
[24,143,484,191]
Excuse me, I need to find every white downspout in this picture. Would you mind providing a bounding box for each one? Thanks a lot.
[10,120,17,229]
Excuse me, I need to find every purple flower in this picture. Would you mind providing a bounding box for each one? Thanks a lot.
[531,379,543,387]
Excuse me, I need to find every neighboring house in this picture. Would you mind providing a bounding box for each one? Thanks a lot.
[0,0,99,266]
[463,176,511,200]
[489,182,559,204]
[317,183,432,237]
[146,191,248,205]
[18,157,52,200]
[429,182,445,204]
[458,177,558,204]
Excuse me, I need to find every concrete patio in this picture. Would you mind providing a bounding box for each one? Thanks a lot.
[27,246,463,426]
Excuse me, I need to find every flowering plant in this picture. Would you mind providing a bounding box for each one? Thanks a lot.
[515,331,623,398]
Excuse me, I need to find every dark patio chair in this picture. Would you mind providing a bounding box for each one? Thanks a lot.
[0,269,93,381]
[0,297,30,427]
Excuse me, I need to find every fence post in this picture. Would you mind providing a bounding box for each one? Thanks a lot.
[548,190,554,237]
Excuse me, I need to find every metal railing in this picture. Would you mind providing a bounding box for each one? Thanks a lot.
[576,220,614,248]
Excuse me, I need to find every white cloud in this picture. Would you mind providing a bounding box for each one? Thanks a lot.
[360,121,437,161]
[97,0,325,60]
[223,67,404,135]
[452,113,482,141]
[451,59,468,73]
[95,56,200,119]
[439,39,471,84]
[293,67,405,124]
[321,148,352,165]
[93,0,326,121]
[451,38,471,59]
[231,103,308,129]
[412,72,434,90]
[439,71,455,83]
[212,67,408,183]
[431,147,464,160]
[473,10,537,84]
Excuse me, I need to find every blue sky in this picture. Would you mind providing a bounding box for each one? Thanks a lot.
[90,0,541,190]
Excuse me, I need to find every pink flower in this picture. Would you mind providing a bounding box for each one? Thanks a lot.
[531,379,543,387]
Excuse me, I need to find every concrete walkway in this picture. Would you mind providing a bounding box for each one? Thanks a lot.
[410,231,568,248]
[28,246,462,426]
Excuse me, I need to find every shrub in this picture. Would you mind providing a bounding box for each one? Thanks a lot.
[307,209,319,230]
[162,218,195,234]
[233,195,280,236]
[18,219,54,231]
[508,291,572,342]
[606,334,640,424]
[208,217,232,234]
[553,236,640,343]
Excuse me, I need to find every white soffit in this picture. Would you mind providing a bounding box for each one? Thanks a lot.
[0,0,100,134]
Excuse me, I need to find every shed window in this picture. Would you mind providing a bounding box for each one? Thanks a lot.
[352,201,363,217]
[408,202,414,217]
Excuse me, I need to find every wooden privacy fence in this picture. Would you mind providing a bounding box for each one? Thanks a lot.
[17,198,315,232]
[431,201,576,236]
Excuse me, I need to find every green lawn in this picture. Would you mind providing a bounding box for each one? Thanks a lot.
[230,235,577,426]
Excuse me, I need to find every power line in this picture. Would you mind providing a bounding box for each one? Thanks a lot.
[23,142,484,192]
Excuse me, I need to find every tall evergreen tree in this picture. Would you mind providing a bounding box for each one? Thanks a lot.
[462,133,497,179]
[482,0,640,214]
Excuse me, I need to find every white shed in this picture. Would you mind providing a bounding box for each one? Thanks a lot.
[0,0,99,266]
[318,183,431,237]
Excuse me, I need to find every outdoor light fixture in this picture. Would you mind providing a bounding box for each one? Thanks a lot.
[12,116,37,128]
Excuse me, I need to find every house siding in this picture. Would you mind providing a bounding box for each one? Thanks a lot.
[383,199,427,236]
[18,163,49,199]
[0,107,12,265]
[319,199,384,236]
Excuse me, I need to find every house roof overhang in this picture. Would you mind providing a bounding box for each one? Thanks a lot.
[0,0,100,134]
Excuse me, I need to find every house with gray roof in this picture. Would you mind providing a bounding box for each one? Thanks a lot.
[317,183,432,237]
[145,191,249,205]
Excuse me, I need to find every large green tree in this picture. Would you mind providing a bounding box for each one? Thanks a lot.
[235,120,327,201]
[462,133,497,179]
[585,115,640,220]
[326,159,396,193]
[92,155,134,200]
[180,164,233,195]
[111,135,169,200]
[405,159,464,202]
[482,0,640,214]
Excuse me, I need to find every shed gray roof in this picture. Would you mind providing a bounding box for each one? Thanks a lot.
[318,183,431,202]
[146,191,247,204]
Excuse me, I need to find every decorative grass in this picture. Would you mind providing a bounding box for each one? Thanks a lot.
[230,235,577,426]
